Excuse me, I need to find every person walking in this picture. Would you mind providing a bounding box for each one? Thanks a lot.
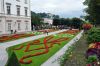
[45,30,48,35]
[47,30,48,35]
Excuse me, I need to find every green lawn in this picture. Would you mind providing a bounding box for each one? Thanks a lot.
[7,31,78,66]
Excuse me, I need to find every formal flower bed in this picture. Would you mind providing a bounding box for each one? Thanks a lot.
[59,29,79,35]
[38,29,57,33]
[7,29,79,66]
[0,34,34,43]
[0,29,58,43]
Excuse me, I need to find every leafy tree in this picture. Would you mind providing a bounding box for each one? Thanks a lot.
[37,13,59,19]
[31,11,60,30]
[31,11,44,30]
[52,14,60,19]
[53,17,83,29]
[83,0,100,25]
[31,11,42,25]
[53,19,60,26]
[71,17,83,29]
[64,18,71,26]
[87,27,100,43]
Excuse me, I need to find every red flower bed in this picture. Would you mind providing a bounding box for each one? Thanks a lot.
[59,30,79,35]
[14,35,69,64]
[11,34,20,38]
[24,44,31,52]
[0,36,10,42]
[38,29,56,33]
[83,23,93,30]
[14,45,24,50]
[0,34,34,42]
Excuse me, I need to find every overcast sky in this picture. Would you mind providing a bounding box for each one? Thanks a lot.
[31,0,85,18]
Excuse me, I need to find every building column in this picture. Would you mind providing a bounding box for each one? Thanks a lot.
[0,0,5,14]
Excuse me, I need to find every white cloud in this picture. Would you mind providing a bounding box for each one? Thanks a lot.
[31,0,85,18]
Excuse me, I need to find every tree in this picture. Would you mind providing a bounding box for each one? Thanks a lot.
[83,0,100,25]
[71,18,83,29]
[53,15,60,19]
[31,11,44,30]
[53,19,60,26]
[31,11,60,30]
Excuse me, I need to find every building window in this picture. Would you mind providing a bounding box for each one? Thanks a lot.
[25,7,28,16]
[25,0,28,4]
[25,22,28,30]
[18,22,21,30]
[0,20,2,32]
[6,3,11,15]
[16,5,20,16]
[8,23,11,31]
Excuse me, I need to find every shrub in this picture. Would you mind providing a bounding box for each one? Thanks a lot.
[86,55,97,64]
[6,52,21,66]
[87,28,100,43]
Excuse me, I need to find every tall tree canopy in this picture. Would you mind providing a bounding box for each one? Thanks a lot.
[83,0,100,25]
[31,11,60,26]
[53,17,83,29]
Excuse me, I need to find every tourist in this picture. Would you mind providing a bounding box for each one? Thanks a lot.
[11,30,13,34]
[45,30,48,35]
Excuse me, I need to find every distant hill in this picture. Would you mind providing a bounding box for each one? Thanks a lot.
[31,11,60,19]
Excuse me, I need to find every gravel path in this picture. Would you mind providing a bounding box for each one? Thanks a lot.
[64,35,88,66]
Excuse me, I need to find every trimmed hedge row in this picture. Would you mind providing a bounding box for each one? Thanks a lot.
[87,28,100,43]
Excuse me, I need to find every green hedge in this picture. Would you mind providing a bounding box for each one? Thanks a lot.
[6,52,21,66]
[87,27,100,43]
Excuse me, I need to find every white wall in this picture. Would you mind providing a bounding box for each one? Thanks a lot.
[4,17,31,34]
[0,0,31,34]
[43,18,53,25]
[0,0,1,14]
[0,0,4,14]
[0,17,6,34]
[4,0,31,17]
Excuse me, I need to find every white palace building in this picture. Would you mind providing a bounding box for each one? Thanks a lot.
[0,0,31,34]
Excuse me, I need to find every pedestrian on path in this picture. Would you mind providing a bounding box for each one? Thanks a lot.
[45,30,48,35]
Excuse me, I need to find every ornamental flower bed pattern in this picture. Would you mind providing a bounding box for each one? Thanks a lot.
[59,30,79,35]
[0,34,34,42]
[0,29,57,43]
[38,29,57,33]
[12,30,79,65]
[14,36,69,64]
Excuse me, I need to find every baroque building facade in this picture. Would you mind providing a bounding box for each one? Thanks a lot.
[0,0,31,34]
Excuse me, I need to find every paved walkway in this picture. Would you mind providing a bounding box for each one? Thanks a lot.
[41,30,84,66]
[64,34,88,66]
[0,29,67,66]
